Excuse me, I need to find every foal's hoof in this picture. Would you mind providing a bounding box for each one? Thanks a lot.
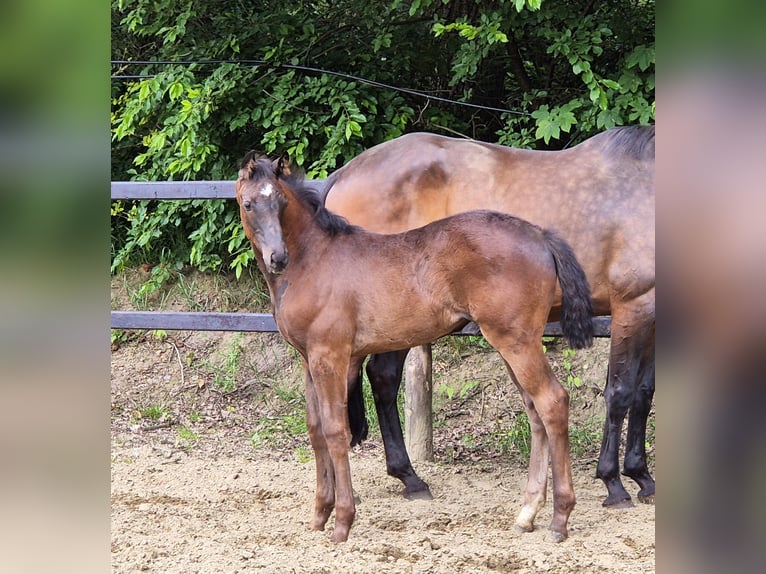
[404,487,433,501]
[513,523,534,535]
[330,527,350,543]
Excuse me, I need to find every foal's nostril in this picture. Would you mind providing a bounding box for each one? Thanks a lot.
[270,251,288,272]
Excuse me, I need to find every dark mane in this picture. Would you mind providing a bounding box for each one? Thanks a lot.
[238,151,357,236]
[593,124,655,160]
[291,175,359,236]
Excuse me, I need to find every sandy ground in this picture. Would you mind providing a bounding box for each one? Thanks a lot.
[111,440,654,574]
[110,330,654,574]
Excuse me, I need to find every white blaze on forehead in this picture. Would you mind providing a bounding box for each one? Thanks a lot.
[259,182,276,197]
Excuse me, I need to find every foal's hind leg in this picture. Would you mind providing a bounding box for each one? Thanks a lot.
[622,333,655,504]
[367,350,432,499]
[488,333,575,542]
[508,377,550,535]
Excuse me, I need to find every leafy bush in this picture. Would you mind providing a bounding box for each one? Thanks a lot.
[111,0,653,283]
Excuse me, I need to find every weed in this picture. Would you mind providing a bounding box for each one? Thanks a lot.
[568,416,603,459]
[281,412,308,435]
[494,411,531,459]
[444,335,491,358]
[211,333,244,392]
[177,426,200,443]
[111,329,140,347]
[461,433,477,448]
[128,264,179,309]
[250,411,307,449]
[293,446,313,463]
[437,380,479,401]
[561,348,582,389]
[140,404,169,421]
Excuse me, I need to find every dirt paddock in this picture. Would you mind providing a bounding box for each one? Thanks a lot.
[110,333,654,574]
[111,438,654,573]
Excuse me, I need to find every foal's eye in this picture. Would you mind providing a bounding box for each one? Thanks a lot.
[242,200,252,211]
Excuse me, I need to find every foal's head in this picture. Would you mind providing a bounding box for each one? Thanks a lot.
[236,151,358,275]
[236,152,291,274]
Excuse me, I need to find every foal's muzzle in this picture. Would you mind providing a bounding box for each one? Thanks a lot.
[268,250,288,274]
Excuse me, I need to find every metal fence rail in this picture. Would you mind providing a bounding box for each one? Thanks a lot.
[110,180,611,337]
[110,310,611,337]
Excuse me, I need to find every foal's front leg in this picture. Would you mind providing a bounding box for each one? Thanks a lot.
[308,350,356,542]
[304,364,335,531]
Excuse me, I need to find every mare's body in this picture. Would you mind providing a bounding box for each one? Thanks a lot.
[324,126,656,507]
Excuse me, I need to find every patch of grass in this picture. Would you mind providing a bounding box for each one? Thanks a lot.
[437,379,480,401]
[443,335,491,358]
[250,412,308,449]
[569,416,604,459]
[139,404,170,421]
[461,433,477,449]
[293,445,312,463]
[494,411,532,459]
[211,333,244,393]
[127,264,179,310]
[561,348,582,390]
[177,425,200,443]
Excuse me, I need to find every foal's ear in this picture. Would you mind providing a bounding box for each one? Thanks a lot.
[274,152,292,177]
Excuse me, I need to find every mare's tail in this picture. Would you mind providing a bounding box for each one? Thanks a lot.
[543,229,594,349]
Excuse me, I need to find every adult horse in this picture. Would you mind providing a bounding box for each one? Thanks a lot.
[236,153,594,542]
[323,126,655,508]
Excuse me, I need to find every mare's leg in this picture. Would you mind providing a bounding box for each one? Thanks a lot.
[485,329,575,542]
[596,298,654,508]
[303,362,335,532]
[307,349,356,543]
[622,329,656,503]
[346,358,368,447]
[366,350,432,499]
[508,376,550,535]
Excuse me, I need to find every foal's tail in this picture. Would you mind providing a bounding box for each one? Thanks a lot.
[543,229,595,349]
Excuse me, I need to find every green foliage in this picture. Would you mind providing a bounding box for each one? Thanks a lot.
[495,411,532,459]
[139,404,169,422]
[438,379,480,402]
[209,334,244,393]
[561,348,582,389]
[177,425,200,443]
[111,0,654,281]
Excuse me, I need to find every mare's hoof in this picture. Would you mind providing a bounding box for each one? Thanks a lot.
[546,529,567,543]
[602,496,634,509]
[637,492,655,505]
[403,487,433,501]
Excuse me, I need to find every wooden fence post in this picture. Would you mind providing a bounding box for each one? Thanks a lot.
[404,344,433,462]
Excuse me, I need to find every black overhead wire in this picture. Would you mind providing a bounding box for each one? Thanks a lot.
[110,59,531,117]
